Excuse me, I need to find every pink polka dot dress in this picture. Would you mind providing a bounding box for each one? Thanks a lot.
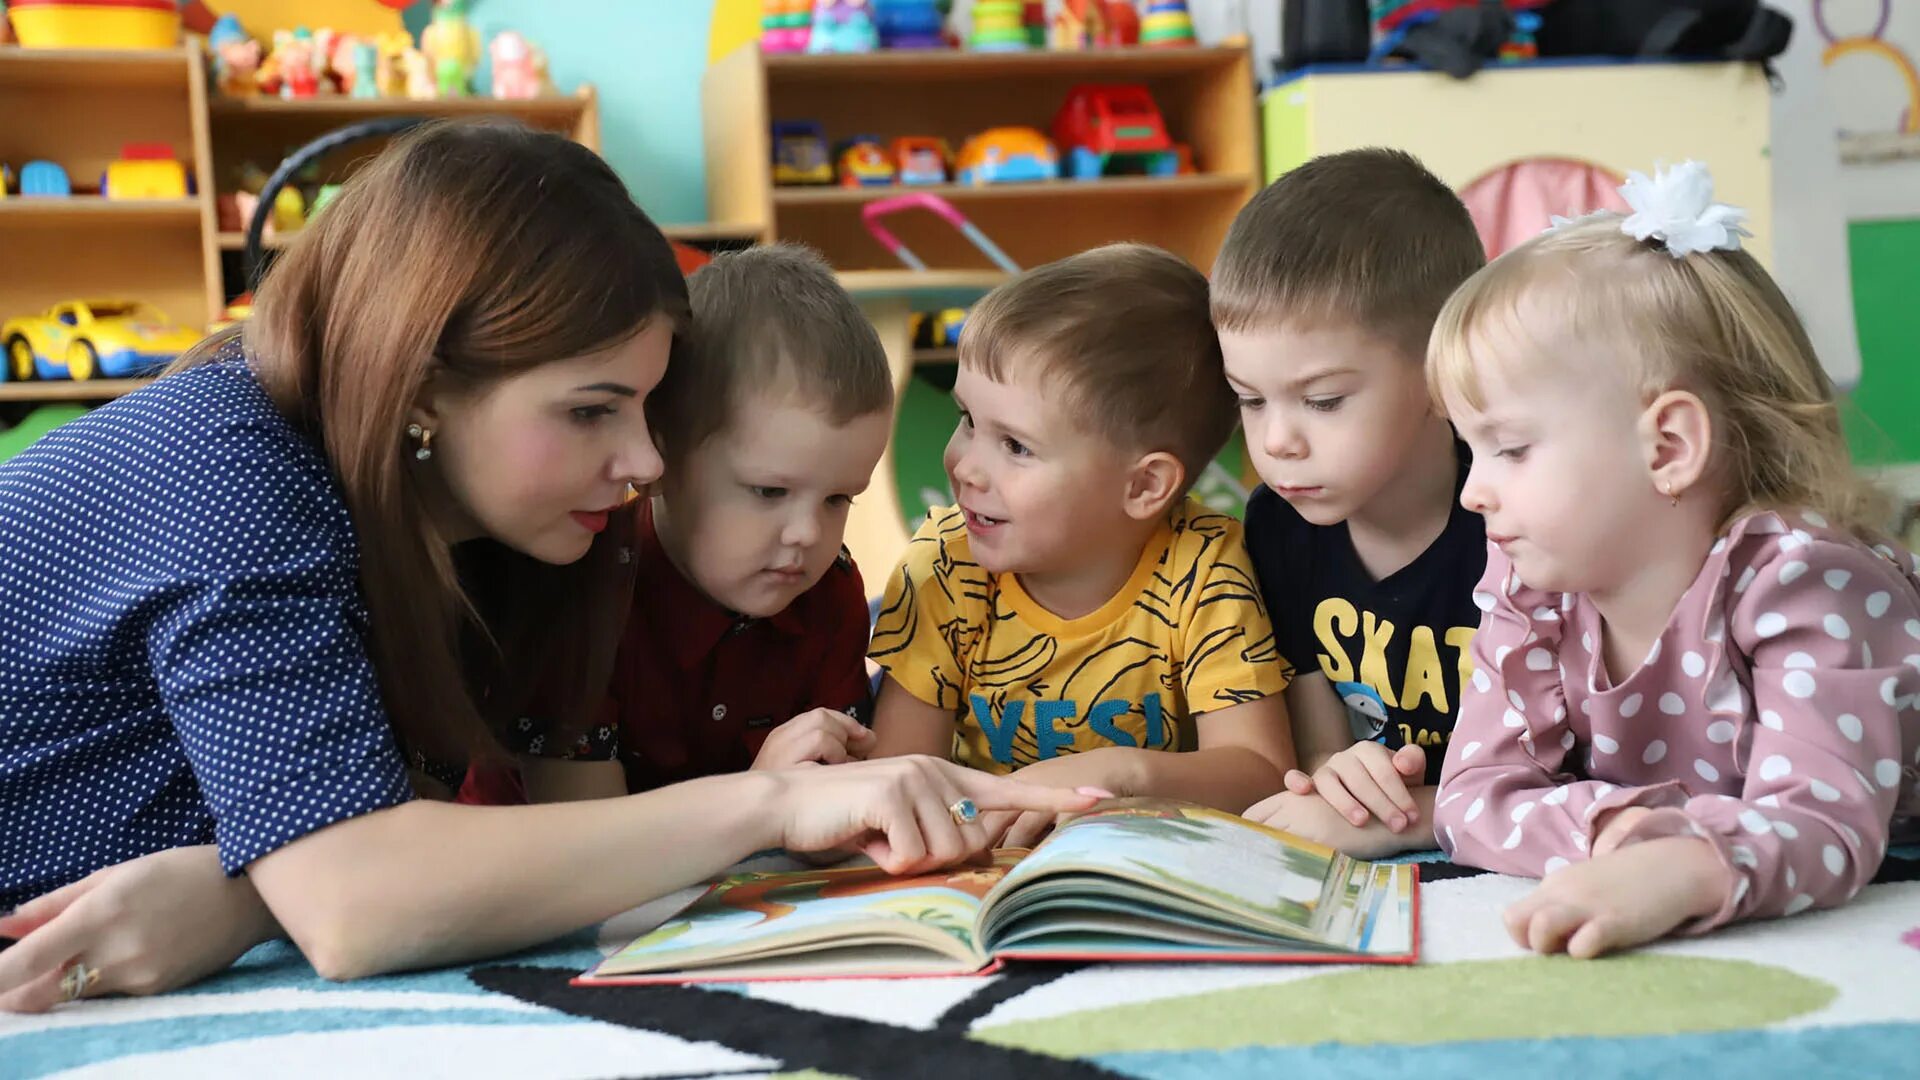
[1434,509,1920,930]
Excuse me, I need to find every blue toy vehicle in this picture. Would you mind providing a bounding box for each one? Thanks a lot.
[20,161,72,197]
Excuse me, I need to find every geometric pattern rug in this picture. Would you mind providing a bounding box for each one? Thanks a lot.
[5,849,1917,1079]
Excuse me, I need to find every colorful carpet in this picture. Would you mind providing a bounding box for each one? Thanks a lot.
[4,850,1917,1079]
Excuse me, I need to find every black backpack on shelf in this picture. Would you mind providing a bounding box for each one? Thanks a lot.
[1275,0,1792,79]
[1535,0,1792,63]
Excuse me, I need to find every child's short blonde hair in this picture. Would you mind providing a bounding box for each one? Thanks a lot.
[653,244,892,463]
[959,243,1235,488]
[1427,214,1887,536]
[1210,148,1485,352]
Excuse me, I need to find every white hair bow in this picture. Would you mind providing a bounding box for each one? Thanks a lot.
[1617,160,1751,258]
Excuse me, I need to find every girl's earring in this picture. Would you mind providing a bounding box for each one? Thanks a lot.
[1661,481,1678,507]
[407,423,434,461]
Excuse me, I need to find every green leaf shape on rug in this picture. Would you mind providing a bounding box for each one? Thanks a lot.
[979,955,1835,1057]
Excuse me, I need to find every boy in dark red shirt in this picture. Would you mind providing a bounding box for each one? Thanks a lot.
[463,244,894,802]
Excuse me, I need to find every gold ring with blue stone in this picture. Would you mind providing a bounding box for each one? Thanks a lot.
[948,797,979,825]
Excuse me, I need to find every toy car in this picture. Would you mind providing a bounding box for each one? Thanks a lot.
[771,120,833,185]
[954,127,1058,185]
[19,160,71,196]
[836,135,895,188]
[101,143,189,199]
[891,136,949,185]
[1053,83,1179,179]
[3,300,204,382]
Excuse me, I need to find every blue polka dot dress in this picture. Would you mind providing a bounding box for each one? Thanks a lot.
[0,355,413,910]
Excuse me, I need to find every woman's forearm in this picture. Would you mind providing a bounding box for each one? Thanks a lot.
[249,770,782,980]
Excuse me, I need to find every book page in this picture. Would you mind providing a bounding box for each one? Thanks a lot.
[590,855,1014,979]
[983,802,1337,939]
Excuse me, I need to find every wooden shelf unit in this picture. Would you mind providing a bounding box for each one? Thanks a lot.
[0,43,599,406]
[0,47,220,347]
[702,44,1260,273]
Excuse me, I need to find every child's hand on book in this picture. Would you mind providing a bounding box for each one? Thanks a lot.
[767,756,1100,876]
[1284,743,1425,833]
[752,709,877,770]
[1503,836,1734,959]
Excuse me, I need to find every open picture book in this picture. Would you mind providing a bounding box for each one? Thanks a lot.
[579,799,1419,985]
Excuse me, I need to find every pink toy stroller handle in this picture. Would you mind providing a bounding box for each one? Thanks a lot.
[861,193,1021,274]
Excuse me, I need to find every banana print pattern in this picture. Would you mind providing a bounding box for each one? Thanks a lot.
[870,497,1289,775]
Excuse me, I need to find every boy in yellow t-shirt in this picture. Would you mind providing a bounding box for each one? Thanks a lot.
[869,244,1295,846]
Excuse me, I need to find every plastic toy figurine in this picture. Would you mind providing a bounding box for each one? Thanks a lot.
[771,121,833,185]
[2,301,203,382]
[954,127,1058,185]
[1053,84,1179,179]
[19,161,71,197]
[807,0,878,54]
[1050,0,1104,49]
[1103,0,1141,45]
[422,0,481,98]
[489,30,544,99]
[346,41,380,98]
[969,0,1029,51]
[208,15,262,96]
[372,30,411,97]
[874,0,943,48]
[278,34,319,99]
[1140,0,1196,47]
[891,136,949,185]
[102,144,189,199]
[0,165,12,199]
[761,0,813,53]
[836,135,896,187]
[401,47,437,100]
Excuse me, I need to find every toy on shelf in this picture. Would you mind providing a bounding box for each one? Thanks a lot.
[401,47,438,100]
[862,192,1021,273]
[1053,84,1180,179]
[874,0,944,49]
[278,34,321,99]
[954,127,1058,185]
[208,295,254,336]
[7,0,180,49]
[1140,1,1196,47]
[1023,1,1046,46]
[807,0,879,54]
[1501,12,1542,63]
[912,306,969,348]
[422,0,482,98]
[489,31,547,99]
[2,301,202,383]
[891,136,949,185]
[761,0,813,53]
[348,41,381,98]
[19,161,71,197]
[771,121,833,185]
[837,135,896,187]
[102,144,189,199]
[1104,1,1141,45]
[209,15,263,97]
[1052,0,1105,50]
[0,166,11,199]
[969,0,1029,52]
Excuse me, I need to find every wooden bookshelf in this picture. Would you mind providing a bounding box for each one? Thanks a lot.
[0,43,599,407]
[701,44,1260,272]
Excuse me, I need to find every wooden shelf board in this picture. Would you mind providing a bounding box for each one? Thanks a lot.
[0,197,202,226]
[661,221,765,243]
[764,45,1249,83]
[216,231,293,251]
[0,46,191,90]
[775,173,1250,207]
[208,92,589,123]
[913,347,959,364]
[0,378,153,402]
[836,269,1008,306]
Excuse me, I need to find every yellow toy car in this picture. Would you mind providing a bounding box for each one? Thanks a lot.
[3,300,204,381]
[102,144,189,200]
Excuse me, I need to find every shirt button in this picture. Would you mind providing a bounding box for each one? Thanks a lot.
[712,704,728,721]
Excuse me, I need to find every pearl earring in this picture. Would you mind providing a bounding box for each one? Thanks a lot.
[407,423,433,461]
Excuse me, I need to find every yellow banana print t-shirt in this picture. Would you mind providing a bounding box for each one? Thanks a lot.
[869,497,1289,775]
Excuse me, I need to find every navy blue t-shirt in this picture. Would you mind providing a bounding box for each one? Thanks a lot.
[1244,445,1486,785]
[0,356,413,909]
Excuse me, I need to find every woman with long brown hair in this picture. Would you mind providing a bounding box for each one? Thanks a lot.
[0,122,1089,1011]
